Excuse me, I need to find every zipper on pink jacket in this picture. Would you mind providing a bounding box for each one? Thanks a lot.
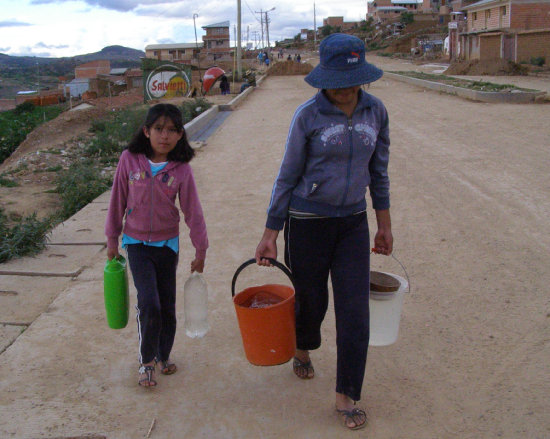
[148,172,154,242]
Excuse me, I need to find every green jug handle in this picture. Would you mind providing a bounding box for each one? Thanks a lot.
[231,258,295,297]
[106,255,126,269]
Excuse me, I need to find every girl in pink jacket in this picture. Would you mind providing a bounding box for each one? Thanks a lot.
[105,103,208,388]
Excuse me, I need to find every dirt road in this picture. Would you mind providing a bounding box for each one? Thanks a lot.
[1,62,549,438]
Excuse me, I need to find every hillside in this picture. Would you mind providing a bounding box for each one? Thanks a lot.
[0,45,144,99]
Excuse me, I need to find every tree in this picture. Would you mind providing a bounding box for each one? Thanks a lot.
[321,25,334,37]
[401,11,414,25]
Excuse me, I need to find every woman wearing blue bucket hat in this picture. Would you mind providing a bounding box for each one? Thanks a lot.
[256,33,393,430]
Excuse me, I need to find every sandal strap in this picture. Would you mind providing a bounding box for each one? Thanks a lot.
[336,408,367,429]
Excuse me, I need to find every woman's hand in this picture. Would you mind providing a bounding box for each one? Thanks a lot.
[191,258,205,273]
[373,229,393,255]
[373,209,393,255]
[107,246,120,260]
[255,228,279,266]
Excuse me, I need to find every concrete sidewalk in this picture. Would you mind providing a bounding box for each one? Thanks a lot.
[1,68,549,439]
[0,75,339,439]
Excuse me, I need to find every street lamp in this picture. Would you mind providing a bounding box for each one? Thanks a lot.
[193,13,202,86]
[265,7,275,49]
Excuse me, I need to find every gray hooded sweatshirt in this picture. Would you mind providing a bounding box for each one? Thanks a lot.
[266,89,390,230]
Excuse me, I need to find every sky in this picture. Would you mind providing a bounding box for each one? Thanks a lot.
[0,0,369,58]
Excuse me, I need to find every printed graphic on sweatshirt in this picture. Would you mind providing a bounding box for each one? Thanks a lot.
[319,123,376,148]
[129,170,148,184]
[354,123,377,147]
[320,124,346,146]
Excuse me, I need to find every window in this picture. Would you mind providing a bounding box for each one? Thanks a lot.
[501,6,506,15]
[487,9,491,18]
[473,12,477,20]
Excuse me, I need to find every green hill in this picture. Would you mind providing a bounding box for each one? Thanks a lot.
[0,45,144,98]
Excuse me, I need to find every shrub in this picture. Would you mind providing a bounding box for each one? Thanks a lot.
[530,57,545,67]
[0,104,63,164]
[0,176,19,187]
[0,208,53,263]
[13,101,35,115]
[54,161,112,219]
[401,12,414,25]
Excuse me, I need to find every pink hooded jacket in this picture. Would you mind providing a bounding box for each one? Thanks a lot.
[105,150,208,259]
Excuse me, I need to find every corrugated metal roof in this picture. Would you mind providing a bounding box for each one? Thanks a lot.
[110,68,128,75]
[377,6,408,10]
[462,0,502,10]
[392,0,422,4]
[202,21,230,29]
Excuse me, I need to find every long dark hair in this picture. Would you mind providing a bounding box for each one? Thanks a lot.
[127,103,195,163]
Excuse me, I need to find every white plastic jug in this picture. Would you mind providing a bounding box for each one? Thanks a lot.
[369,272,408,346]
[183,272,210,338]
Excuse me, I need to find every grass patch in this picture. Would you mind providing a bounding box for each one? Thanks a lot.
[0,176,19,187]
[389,71,537,92]
[0,102,64,164]
[45,165,63,172]
[0,208,54,263]
[0,98,212,263]
[54,160,112,219]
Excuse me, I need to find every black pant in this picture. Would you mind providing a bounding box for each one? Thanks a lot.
[126,244,178,365]
[284,212,370,401]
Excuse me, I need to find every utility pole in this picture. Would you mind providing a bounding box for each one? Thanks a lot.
[264,7,275,49]
[314,1,317,47]
[252,31,259,49]
[259,10,264,48]
[237,0,242,80]
[193,13,202,83]
[265,12,270,48]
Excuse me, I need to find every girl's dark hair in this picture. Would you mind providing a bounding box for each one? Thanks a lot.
[127,103,195,163]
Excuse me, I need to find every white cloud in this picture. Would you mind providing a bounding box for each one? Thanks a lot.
[1,0,369,58]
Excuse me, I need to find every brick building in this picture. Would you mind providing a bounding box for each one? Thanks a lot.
[202,21,231,60]
[144,43,200,63]
[368,0,424,20]
[74,60,111,79]
[459,0,550,62]
[322,16,361,31]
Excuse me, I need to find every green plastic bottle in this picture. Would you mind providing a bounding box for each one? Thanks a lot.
[103,256,129,329]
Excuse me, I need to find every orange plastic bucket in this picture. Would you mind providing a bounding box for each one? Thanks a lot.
[231,258,296,366]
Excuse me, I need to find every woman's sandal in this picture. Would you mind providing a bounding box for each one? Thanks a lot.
[335,407,368,430]
[292,356,315,379]
[138,364,157,387]
[158,359,177,375]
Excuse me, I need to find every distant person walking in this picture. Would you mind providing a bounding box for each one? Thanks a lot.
[219,75,230,95]
[105,103,208,388]
[255,34,392,430]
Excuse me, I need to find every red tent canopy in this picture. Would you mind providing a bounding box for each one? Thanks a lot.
[202,67,225,94]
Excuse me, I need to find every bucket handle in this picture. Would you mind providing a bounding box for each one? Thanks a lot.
[231,258,296,297]
[371,251,411,294]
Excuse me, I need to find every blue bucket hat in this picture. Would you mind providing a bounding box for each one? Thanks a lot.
[305,33,383,89]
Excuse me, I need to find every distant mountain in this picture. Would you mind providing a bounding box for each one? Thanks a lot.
[71,45,145,63]
[0,45,145,98]
[0,45,144,69]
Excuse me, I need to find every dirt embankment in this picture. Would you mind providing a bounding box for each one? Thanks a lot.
[445,58,530,76]
[267,60,313,76]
